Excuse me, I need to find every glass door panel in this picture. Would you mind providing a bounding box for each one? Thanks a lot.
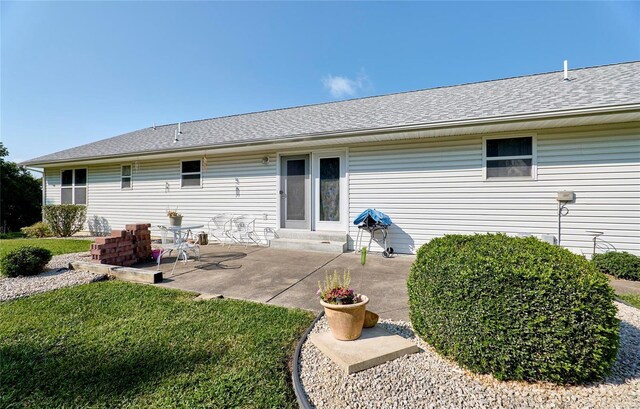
[319,157,340,221]
[286,159,306,221]
[280,155,310,229]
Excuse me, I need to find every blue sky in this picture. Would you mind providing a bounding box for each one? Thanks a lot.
[2,1,639,164]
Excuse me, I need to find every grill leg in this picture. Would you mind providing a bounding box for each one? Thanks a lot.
[367,229,374,252]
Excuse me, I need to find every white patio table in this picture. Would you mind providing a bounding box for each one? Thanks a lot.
[161,224,204,274]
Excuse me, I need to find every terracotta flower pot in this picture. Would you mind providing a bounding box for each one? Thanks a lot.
[169,216,183,226]
[320,295,369,341]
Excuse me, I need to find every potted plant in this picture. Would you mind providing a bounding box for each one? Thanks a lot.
[167,209,183,226]
[318,270,369,341]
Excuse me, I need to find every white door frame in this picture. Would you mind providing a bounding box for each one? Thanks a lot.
[312,150,348,232]
[276,148,349,232]
[278,154,311,229]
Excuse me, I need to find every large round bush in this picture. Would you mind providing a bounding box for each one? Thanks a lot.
[407,234,619,384]
[0,246,52,277]
[592,251,640,281]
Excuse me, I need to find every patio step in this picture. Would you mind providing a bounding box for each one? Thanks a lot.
[275,229,347,242]
[269,237,347,253]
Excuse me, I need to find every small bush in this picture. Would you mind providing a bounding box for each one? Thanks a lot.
[43,205,86,237]
[592,251,640,281]
[20,222,53,238]
[408,233,619,384]
[0,246,52,277]
[0,232,26,240]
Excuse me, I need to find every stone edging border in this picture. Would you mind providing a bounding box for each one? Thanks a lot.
[292,311,324,409]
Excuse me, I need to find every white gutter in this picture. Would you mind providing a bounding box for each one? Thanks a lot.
[22,103,640,167]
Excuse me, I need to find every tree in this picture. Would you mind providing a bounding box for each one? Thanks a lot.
[0,143,42,232]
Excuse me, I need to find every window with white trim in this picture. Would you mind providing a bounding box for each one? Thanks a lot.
[485,137,533,178]
[121,165,132,189]
[61,169,87,204]
[181,160,201,187]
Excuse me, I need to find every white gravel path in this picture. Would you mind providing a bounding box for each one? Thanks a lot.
[0,252,107,302]
[300,302,640,409]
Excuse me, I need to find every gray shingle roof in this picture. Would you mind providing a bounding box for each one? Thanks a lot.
[23,61,640,165]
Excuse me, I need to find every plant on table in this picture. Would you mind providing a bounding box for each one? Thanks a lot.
[318,270,368,340]
[166,208,183,227]
[166,209,182,218]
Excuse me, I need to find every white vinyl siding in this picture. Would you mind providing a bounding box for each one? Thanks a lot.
[45,153,277,237]
[41,125,639,257]
[348,127,640,256]
[44,168,62,205]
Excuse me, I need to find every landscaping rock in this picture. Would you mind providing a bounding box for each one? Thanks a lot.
[0,252,106,301]
[299,302,640,409]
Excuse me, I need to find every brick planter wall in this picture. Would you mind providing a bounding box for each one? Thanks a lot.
[90,223,152,266]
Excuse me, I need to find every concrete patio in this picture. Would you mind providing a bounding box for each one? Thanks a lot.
[138,244,415,321]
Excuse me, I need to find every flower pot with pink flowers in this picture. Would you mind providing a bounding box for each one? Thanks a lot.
[318,270,368,341]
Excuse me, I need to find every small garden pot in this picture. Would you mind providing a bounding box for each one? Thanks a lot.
[151,248,161,261]
[169,216,183,226]
[320,295,369,341]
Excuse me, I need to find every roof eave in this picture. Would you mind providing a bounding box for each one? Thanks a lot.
[21,103,640,168]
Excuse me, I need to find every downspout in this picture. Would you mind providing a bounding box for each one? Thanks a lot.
[25,167,45,221]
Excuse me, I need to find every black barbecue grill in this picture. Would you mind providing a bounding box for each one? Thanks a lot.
[353,209,394,258]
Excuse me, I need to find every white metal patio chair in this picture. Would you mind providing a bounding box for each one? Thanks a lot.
[207,213,234,246]
[231,215,261,247]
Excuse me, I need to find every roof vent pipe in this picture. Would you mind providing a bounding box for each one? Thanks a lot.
[178,122,182,134]
[153,122,156,130]
[174,129,179,143]
[563,60,569,81]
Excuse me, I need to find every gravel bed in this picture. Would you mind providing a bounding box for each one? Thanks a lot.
[299,302,639,409]
[0,252,106,302]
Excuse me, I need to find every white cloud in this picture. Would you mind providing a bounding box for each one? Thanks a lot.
[322,71,370,99]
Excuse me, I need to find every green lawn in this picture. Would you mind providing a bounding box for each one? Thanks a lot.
[0,238,92,257]
[0,282,314,408]
[618,294,640,309]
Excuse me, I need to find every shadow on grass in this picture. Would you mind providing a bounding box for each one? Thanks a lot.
[0,339,228,406]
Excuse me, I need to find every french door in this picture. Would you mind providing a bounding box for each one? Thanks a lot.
[280,155,311,229]
[313,151,347,231]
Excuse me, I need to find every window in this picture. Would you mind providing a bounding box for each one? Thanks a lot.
[181,160,201,187]
[121,165,132,189]
[61,169,87,204]
[485,136,534,179]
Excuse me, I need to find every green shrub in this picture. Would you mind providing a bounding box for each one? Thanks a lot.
[408,233,619,384]
[43,205,86,237]
[0,246,52,277]
[20,222,53,238]
[0,232,25,240]
[592,251,640,281]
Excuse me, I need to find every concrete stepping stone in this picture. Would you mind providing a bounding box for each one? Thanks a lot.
[309,325,420,374]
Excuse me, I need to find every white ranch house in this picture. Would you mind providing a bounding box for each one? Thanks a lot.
[23,62,640,256]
